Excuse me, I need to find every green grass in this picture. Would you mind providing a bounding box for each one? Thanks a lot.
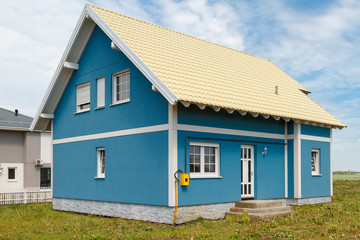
[333,171,360,181]
[1,180,360,239]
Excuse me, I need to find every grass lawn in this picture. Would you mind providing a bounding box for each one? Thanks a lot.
[1,180,359,239]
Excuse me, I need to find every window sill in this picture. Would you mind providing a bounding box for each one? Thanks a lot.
[8,179,17,182]
[312,174,322,177]
[74,109,90,115]
[110,99,130,107]
[95,106,105,110]
[94,177,105,179]
[190,175,222,179]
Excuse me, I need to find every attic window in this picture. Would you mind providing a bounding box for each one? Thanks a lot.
[76,82,90,113]
[112,70,130,105]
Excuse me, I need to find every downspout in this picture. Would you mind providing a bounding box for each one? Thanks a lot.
[173,170,183,225]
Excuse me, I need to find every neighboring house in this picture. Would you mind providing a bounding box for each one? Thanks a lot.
[31,4,346,224]
[0,107,51,192]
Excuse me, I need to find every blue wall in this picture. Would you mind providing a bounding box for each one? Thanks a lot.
[53,26,168,140]
[287,121,294,135]
[53,131,168,205]
[301,125,330,138]
[301,140,331,197]
[177,130,286,206]
[52,26,169,206]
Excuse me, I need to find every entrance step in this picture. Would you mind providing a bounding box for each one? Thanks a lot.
[226,200,292,220]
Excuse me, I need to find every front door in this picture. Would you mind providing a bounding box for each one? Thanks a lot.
[241,145,254,199]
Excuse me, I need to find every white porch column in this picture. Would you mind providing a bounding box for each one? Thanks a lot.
[293,123,302,198]
[284,122,288,198]
[330,128,333,196]
[51,120,53,198]
[168,103,178,207]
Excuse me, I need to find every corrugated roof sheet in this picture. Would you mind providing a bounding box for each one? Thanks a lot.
[89,4,345,128]
[0,107,33,130]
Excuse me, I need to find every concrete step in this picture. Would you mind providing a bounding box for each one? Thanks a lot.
[235,200,283,208]
[228,200,292,220]
[230,205,292,214]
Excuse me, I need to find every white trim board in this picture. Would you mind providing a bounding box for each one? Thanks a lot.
[52,124,169,144]
[287,134,331,142]
[177,124,285,140]
[53,123,290,145]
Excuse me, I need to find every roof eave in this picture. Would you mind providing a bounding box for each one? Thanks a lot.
[179,101,346,129]
[0,126,31,132]
[31,7,91,132]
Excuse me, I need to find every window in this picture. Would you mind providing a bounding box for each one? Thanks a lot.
[40,168,51,187]
[8,168,16,181]
[189,142,220,178]
[311,149,320,175]
[76,82,90,112]
[112,70,130,105]
[97,77,105,108]
[97,147,105,178]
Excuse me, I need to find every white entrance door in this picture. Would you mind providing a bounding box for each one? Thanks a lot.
[241,145,254,199]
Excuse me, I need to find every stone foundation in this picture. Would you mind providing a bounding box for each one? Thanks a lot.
[286,196,331,206]
[52,198,234,224]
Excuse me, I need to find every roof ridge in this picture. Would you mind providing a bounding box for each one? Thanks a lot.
[87,3,269,62]
[0,106,33,120]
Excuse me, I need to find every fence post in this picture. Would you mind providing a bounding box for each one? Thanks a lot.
[24,188,27,204]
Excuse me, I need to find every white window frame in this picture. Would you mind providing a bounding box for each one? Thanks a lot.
[7,167,17,182]
[76,82,90,113]
[311,149,320,176]
[112,69,130,105]
[96,147,105,178]
[189,142,220,178]
[96,77,105,109]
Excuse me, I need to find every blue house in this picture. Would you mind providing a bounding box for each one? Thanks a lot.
[31,4,346,224]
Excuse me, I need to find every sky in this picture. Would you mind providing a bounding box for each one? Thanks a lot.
[0,0,359,171]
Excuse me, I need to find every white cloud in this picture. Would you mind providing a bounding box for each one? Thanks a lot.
[0,0,359,170]
[0,0,85,117]
[227,0,360,170]
[153,0,246,51]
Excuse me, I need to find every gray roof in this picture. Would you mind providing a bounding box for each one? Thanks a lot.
[0,107,33,131]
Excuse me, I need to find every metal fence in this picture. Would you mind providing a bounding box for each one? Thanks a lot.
[0,187,52,205]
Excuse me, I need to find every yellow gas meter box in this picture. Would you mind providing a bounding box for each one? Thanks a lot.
[180,173,189,186]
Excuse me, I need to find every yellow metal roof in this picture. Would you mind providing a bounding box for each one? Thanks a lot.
[89,4,345,128]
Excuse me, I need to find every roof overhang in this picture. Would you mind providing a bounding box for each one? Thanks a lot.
[0,126,31,132]
[179,101,345,129]
[31,5,178,132]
